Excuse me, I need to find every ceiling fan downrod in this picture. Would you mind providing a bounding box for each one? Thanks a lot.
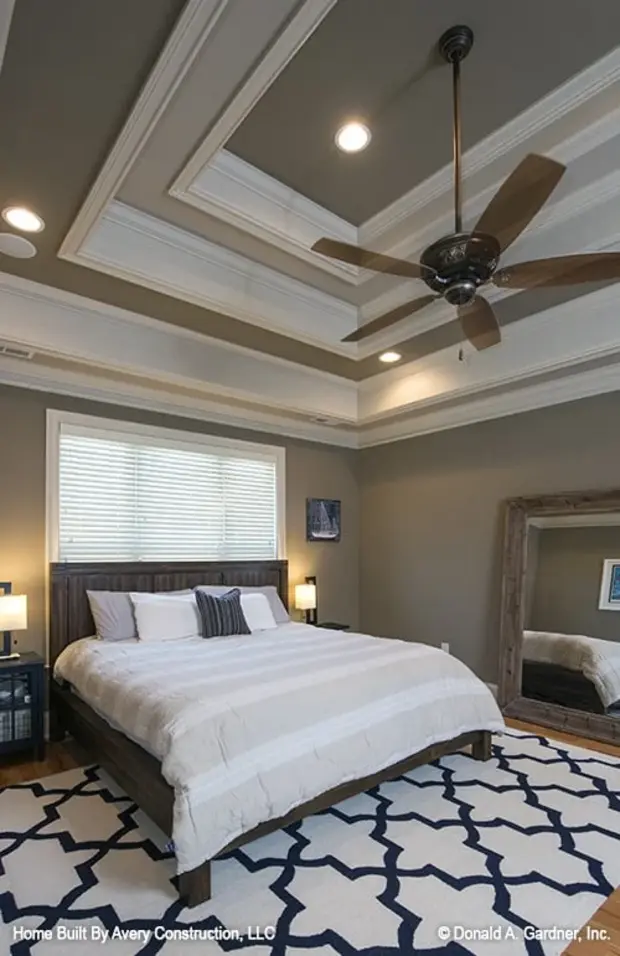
[438,25,474,235]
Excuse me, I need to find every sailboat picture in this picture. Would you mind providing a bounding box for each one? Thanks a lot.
[307,498,341,542]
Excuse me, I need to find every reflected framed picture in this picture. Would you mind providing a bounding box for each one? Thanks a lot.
[598,558,620,610]
[306,498,341,542]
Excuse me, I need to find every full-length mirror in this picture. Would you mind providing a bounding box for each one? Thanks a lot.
[498,490,620,745]
[522,515,620,718]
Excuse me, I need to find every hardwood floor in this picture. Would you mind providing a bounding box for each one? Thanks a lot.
[0,738,87,786]
[506,718,620,758]
[1,721,618,951]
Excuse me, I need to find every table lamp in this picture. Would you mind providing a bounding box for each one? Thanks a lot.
[295,575,317,625]
[0,583,27,660]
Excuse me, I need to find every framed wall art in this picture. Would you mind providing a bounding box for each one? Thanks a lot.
[306,498,341,542]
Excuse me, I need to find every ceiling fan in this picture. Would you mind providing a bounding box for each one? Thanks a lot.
[312,25,620,350]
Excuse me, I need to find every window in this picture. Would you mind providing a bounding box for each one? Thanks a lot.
[47,412,285,563]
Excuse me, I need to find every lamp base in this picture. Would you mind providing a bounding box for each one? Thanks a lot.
[0,650,20,661]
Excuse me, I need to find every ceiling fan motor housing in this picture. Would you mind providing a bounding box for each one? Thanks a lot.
[420,232,500,304]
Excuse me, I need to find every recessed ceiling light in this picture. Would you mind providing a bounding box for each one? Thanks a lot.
[379,351,402,364]
[335,122,371,153]
[2,206,45,233]
[0,233,37,258]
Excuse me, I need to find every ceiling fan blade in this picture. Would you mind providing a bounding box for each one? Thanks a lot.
[471,154,565,254]
[312,238,435,280]
[494,253,620,289]
[458,296,501,351]
[342,294,440,343]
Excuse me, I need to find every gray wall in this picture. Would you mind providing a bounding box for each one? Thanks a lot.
[6,378,620,678]
[0,384,359,660]
[359,392,620,682]
[529,526,620,641]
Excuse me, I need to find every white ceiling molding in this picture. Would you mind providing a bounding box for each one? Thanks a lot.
[0,272,358,422]
[0,0,15,77]
[358,283,620,421]
[166,43,620,297]
[4,271,620,450]
[170,0,339,195]
[159,45,620,349]
[58,0,232,257]
[360,45,620,249]
[69,160,620,363]
[170,149,360,282]
[73,201,358,353]
[358,360,620,448]
[0,359,357,448]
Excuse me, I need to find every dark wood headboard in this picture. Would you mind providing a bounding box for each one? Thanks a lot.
[49,560,288,665]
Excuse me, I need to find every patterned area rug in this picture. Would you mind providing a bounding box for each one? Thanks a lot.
[1,730,619,956]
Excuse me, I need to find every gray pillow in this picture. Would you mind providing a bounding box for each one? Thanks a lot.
[87,589,192,641]
[194,588,251,639]
[194,585,289,624]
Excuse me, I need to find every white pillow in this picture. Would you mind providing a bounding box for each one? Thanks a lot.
[130,592,201,642]
[240,592,278,632]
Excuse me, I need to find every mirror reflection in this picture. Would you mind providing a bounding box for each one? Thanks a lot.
[522,514,620,718]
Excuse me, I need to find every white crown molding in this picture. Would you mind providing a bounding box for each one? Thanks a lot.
[0,0,15,76]
[0,360,358,448]
[170,0,339,195]
[360,45,620,248]
[5,271,620,451]
[170,149,360,283]
[70,201,359,354]
[58,0,232,257]
[0,271,358,422]
[3,326,620,453]
[358,360,620,448]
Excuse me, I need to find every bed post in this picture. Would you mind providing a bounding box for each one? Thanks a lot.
[471,730,492,761]
[178,860,212,907]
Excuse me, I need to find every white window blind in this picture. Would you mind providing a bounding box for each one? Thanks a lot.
[55,422,283,562]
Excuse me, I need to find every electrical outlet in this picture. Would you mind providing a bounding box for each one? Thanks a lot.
[441,642,450,654]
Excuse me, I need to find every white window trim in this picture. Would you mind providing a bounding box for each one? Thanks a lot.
[46,409,287,564]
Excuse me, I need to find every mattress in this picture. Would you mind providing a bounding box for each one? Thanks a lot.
[54,623,504,875]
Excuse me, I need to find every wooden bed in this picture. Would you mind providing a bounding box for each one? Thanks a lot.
[522,659,607,714]
[49,559,493,907]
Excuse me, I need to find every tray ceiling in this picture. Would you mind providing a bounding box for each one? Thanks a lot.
[2,0,620,446]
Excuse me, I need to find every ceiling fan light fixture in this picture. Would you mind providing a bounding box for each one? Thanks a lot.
[315,24,613,353]
[2,206,45,233]
[335,122,371,153]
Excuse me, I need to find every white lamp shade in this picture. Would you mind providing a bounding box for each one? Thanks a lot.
[295,583,317,611]
[0,594,28,631]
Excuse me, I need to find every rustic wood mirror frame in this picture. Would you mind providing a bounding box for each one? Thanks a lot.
[498,488,620,746]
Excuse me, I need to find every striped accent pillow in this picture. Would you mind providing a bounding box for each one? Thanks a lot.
[194,587,250,639]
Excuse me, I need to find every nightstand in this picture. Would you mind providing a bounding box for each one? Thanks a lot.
[316,622,350,631]
[0,652,45,762]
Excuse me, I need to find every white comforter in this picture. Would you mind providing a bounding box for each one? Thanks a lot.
[524,629,620,709]
[54,623,504,875]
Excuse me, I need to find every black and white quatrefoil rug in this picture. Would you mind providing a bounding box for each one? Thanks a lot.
[1,730,619,956]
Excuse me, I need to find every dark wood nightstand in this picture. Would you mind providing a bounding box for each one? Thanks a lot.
[316,622,350,631]
[0,652,45,762]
